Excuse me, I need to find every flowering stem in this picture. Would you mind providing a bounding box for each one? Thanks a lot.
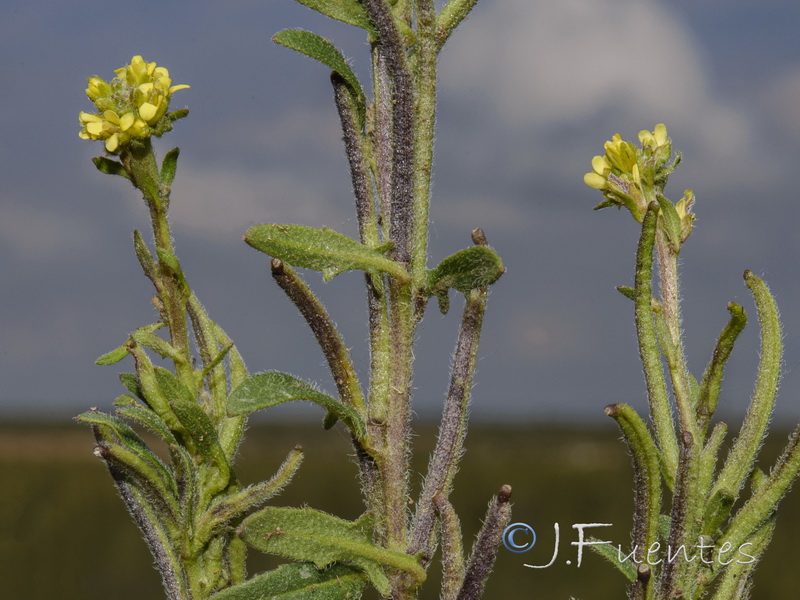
[654,225,695,439]
[634,204,678,478]
[411,0,437,292]
[122,139,193,386]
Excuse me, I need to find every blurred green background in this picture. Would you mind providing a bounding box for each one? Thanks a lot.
[2,421,799,598]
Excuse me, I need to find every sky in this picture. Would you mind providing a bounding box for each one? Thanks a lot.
[2,0,800,425]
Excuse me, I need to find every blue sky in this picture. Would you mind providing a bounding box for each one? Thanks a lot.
[2,0,800,424]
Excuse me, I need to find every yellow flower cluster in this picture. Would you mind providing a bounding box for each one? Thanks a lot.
[584,124,694,245]
[583,124,675,223]
[79,56,189,153]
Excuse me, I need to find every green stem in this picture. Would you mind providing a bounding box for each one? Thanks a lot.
[436,0,480,50]
[270,259,366,416]
[122,139,193,386]
[411,0,436,292]
[410,287,487,558]
[634,203,678,478]
[654,226,695,438]
[604,402,660,600]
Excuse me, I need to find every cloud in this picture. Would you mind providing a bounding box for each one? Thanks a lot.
[763,63,800,137]
[442,0,751,166]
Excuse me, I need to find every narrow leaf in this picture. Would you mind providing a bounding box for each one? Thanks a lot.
[194,446,303,549]
[239,508,426,595]
[656,194,683,253]
[116,405,178,446]
[96,344,129,366]
[170,400,229,478]
[133,229,157,284]
[92,156,130,179]
[228,372,366,439]
[292,0,374,33]
[697,302,747,432]
[604,403,661,559]
[133,331,185,363]
[273,29,366,122]
[710,272,782,509]
[244,224,409,283]
[154,367,195,405]
[210,562,367,600]
[119,372,145,400]
[96,323,165,366]
[160,147,180,188]
[586,537,637,583]
[616,285,636,301]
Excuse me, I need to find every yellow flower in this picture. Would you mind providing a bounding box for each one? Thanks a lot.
[603,134,638,173]
[78,55,189,153]
[584,123,685,234]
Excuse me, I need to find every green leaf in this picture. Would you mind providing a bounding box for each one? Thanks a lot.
[133,230,157,283]
[587,538,637,583]
[210,562,367,600]
[156,247,184,280]
[239,508,426,596]
[655,194,682,253]
[272,30,366,123]
[616,285,636,301]
[244,224,409,284]
[113,394,139,408]
[95,322,165,366]
[154,367,195,405]
[426,246,505,312]
[228,372,366,440]
[160,147,180,188]
[116,405,178,446]
[119,373,144,400]
[133,331,185,363]
[92,156,130,179]
[170,400,228,471]
[96,344,129,366]
[291,0,374,33]
[76,410,179,517]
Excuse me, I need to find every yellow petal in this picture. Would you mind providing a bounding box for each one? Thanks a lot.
[86,121,104,135]
[654,123,668,146]
[138,102,158,122]
[79,111,102,124]
[584,172,607,190]
[105,133,119,153]
[169,84,190,93]
[591,155,610,175]
[119,112,135,131]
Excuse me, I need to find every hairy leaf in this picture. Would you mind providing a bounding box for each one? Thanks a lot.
[228,372,365,439]
[245,224,409,283]
[160,147,180,188]
[273,29,366,123]
[210,562,366,600]
[427,246,504,313]
[291,0,373,33]
[92,156,130,179]
[239,508,425,595]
